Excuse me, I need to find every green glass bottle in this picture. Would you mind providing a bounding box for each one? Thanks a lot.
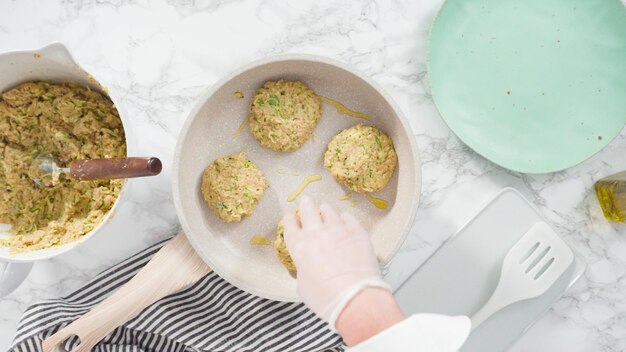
[595,171,626,223]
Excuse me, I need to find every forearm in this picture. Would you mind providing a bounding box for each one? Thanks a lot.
[335,287,406,346]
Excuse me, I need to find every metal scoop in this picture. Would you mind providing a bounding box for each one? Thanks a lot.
[32,153,162,187]
[470,222,574,330]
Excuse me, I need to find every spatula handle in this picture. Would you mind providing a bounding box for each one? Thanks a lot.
[41,233,211,352]
[70,157,162,180]
[470,298,509,330]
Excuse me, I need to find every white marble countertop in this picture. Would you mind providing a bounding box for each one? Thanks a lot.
[1,0,625,351]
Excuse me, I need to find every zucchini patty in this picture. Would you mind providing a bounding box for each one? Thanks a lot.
[249,80,321,152]
[324,124,397,193]
[201,152,267,222]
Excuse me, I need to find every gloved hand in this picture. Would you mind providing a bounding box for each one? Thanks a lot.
[282,196,391,330]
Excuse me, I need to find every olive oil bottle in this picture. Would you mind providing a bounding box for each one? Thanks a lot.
[595,171,626,223]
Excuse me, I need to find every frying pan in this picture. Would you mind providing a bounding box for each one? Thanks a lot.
[41,55,421,351]
[173,54,421,301]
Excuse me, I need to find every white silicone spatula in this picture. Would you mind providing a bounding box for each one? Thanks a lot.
[471,222,574,330]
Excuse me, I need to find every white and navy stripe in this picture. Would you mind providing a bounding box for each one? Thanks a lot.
[9,239,344,352]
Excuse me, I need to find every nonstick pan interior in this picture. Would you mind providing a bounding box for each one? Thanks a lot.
[173,55,421,301]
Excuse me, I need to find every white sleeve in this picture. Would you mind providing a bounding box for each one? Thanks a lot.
[346,314,471,352]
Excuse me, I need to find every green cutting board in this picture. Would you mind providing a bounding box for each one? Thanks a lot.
[429,0,626,173]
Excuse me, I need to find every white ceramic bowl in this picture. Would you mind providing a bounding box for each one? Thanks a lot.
[0,43,133,294]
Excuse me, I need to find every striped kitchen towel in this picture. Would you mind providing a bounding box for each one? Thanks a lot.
[8,238,344,352]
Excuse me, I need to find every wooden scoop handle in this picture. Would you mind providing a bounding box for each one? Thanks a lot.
[70,157,162,180]
[41,233,211,352]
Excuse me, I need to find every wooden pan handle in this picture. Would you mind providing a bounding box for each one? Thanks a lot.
[41,233,211,352]
[70,157,162,180]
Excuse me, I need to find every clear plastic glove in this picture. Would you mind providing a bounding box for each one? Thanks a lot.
[282,196,391,330]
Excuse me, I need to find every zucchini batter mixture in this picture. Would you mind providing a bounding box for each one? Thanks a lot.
[324,124,397,193]
[249,80,321,152]
[201,152,268,222]
[0,82,126,253]
[274,219,296,271]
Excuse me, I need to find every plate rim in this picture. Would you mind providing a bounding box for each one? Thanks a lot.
[426,0,626,174]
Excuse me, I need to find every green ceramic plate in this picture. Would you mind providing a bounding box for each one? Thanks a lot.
[429,0,626,173]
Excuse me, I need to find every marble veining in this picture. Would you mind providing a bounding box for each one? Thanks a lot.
[1,0,625,351]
